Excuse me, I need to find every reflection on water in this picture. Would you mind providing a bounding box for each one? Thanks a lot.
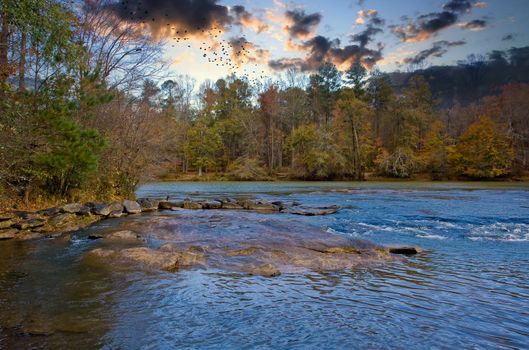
[1,182,529,349]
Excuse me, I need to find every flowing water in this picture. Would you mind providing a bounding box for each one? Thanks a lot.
[1,182,529,349]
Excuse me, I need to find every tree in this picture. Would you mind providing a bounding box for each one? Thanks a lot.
[419,120,449,179]
[308,63,342,126]
[335,88,370,180]
[184,121,222,177]
[344,61,367,98]
[449,117,514,178]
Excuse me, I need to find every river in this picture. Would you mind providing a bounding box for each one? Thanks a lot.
[1,182,528,349]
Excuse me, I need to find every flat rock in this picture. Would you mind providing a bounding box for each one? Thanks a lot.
[60,203,83,214]
[13,218,46,230]
[0,229,17,240]
[122,200,142,214]
[48,213,77,227]
[106,230,139,240]
[0,214,13,221]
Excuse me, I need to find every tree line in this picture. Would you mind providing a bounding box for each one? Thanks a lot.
[1,0,528,209]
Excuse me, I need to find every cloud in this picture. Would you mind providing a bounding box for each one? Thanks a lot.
[442,0,474,13]
[284,9,322,39]
[351,9,385,47]
[403,40,466,65]
[459,19,487,31]
[228,37,271,65]
[390,11,458,42]
[390,0,483,42]
[269,35,383,72]
[232,5,270,33]
[106,0,232,38]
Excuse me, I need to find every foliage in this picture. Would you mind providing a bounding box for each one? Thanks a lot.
[448,117,514,179]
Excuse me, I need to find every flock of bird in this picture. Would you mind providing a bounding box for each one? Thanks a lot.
[118,1,268,83]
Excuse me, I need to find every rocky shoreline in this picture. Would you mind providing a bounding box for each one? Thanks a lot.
[0,197,345,241]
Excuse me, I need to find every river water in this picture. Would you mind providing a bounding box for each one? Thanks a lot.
[1,182,528,349]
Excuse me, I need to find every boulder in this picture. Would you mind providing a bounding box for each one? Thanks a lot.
[0,229,17,240]
[389,247,419,255]
[183,200,203,210]
[158,201,183,210]
[0,219,13,229]
[108,202,124,213]
[122,200,142,214]
[78,206,92,216]
[137,198,159,212]
[89,203,111,216]
[202,200,222,209]
[60,203,83,214]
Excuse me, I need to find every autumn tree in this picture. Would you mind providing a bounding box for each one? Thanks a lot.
[449,117,514,178]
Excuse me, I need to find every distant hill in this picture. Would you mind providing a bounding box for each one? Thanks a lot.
[387,46,529,108]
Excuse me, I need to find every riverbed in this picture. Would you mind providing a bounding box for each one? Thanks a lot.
[1,182,528,349]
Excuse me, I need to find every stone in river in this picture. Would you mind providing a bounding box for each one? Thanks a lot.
[183,200,203,209]
[202,200,222,209]
[389,247,419,255]
[123,200,142,214]
[137,198,160,212]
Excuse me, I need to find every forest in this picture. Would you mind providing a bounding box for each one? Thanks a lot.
[1,0,528,210]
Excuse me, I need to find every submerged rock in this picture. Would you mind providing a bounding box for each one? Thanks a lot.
[244,263,281,277]
[287,206,340,216]
[106,230,139,240]
[86,247,206,271]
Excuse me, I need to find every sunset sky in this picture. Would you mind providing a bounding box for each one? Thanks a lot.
[111,0,529,82]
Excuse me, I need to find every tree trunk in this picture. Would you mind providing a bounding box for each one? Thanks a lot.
[352,122,362,180]
[0,11,9,87]
[18,30,26,91]
[198,166,202,177]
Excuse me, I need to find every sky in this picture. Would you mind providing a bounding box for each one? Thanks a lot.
[109,0,529,83]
